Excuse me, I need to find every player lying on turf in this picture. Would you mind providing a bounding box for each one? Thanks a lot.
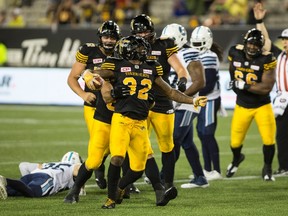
[0,151,83,200]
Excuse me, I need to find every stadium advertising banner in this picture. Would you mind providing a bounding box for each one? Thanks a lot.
[0,67,84,105]
[0,27,283,68]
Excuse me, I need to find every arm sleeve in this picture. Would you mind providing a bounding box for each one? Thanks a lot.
[19,162,39,176]
[199,68,218,96]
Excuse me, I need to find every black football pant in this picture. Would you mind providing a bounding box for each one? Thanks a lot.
[276,107,288,170]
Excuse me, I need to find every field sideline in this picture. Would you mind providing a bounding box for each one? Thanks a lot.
[0,105,287,216]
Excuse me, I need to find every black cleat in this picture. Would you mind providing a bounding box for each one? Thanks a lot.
[156,186,178,206]
[226,153,245,178]
[262,164,275,181]
[95,177,107,190]
[101,198,116,209]
[63,185,80,204]
[129,183,140,194]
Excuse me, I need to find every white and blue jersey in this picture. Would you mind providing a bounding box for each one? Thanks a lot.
[183,49,220,100]
[31,162,75,196]
[169,47,201,113]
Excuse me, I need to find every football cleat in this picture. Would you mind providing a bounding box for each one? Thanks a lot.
[144,176,151,184]
[0,175,7,200]
[164,186,177,200]
[262,164,275,181]
[95,177,107,190]
[63,185,80,204]
[273,169,288,176]
[101,198,116,209]
[123,186,130,199]
[129,183,140,194]
[156,186,177,206]
[115,188,125,204]
[181,176,209,189]
[203,170,223,181]
[226,153,245,178]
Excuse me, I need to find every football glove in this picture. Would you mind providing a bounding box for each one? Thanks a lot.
[193,96,208,108]
[229,79,250,90]
[177,77,187,92]
[111,85,130,99]
[82,69,97,90]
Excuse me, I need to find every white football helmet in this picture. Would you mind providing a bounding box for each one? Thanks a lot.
[61,151,82,165]
[161,23,187,49]
[190,26,213,54]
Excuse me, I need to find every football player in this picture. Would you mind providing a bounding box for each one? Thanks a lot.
[226,28,277,181]
[129,14,189,195]
[0,151,82,199]
[159,23,209,188]
[188,26,223,181]
[89,35,207,208]
[253,2,288,175]
[64,20,122,203]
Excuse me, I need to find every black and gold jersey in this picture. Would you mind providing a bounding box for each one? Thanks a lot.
[147,38,178,114]
[101,57,163,120]
[228,44,277,108]
[76,43,107,107]
[76,43,114,123]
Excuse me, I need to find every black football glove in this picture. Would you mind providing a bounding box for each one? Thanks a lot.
[148,92,155,109]
[177,77,187,92]
[111,85,130,99]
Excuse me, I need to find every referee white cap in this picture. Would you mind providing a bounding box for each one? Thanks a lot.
[278,28,288,39]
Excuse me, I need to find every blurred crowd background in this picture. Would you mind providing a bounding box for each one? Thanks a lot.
[0,0,288,29]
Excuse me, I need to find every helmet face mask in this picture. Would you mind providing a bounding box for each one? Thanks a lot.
[161,23,187,49]
[130,14,156,43]
[243,28,264,58]
[98,21,121,52]
[190,26,213,54]
[117,36,151,62]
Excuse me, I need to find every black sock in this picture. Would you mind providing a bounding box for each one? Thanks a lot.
[107,163,121,200]
[161,149,175,184]
[94,155,108,180]
[75,162,93,188]
[118,169,143,190]
[145,158,163,191]
[231,146,242,164]
[121,153,130,176]
[263,144,275,165]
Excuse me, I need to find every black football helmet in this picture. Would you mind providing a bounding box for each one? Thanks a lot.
[98,20,121,52]
[243,28,264,58]
[130,14,156,43]
[117,35,151,62]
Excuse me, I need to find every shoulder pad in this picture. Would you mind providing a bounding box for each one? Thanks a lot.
[85,43,97,47]
[235,44,244,50]
[78,43,97,54]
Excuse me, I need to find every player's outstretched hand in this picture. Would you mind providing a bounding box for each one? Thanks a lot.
[193,96,208,108]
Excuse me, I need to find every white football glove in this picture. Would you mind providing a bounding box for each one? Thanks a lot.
[234,79,246,90]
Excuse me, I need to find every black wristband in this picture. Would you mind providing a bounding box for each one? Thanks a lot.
[256,19,263,24]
